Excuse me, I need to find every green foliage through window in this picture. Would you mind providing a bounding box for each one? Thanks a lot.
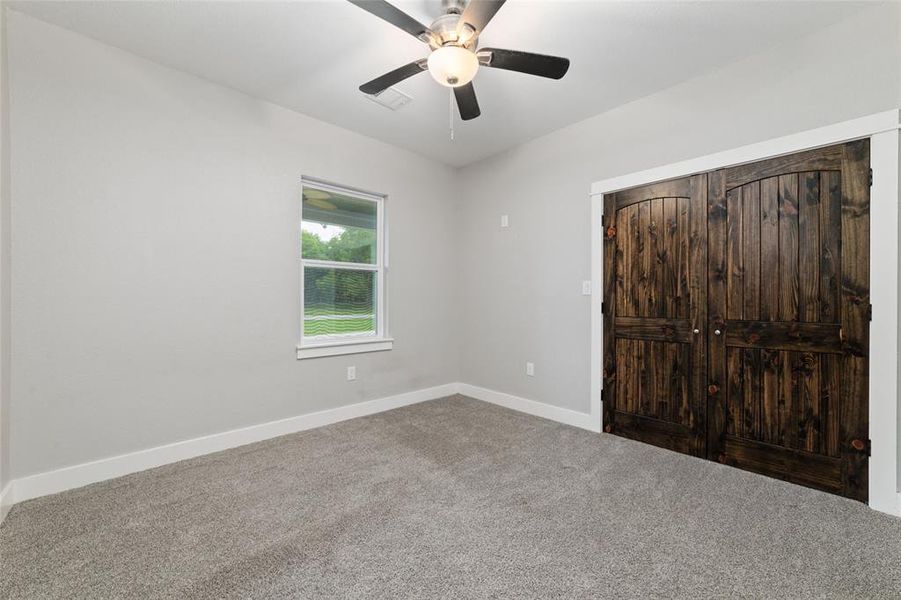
[301,227,376,264]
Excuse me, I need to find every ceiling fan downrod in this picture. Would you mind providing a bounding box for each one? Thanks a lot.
[441,0,466,16]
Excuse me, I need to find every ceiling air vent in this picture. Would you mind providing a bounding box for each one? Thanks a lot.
[366,87,413,111]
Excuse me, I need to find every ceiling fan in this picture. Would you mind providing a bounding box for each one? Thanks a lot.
[348,0,570,121]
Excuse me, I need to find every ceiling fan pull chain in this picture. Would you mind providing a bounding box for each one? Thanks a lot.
[448,88,455,141]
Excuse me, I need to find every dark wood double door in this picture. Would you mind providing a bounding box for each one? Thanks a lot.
[602,141,871,501]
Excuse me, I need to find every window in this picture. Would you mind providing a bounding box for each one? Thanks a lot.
[297,179,390,359]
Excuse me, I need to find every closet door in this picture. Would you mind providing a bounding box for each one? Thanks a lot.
[707,140,870,501]
[602,175,707,456]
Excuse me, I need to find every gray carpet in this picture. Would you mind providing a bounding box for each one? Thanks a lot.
[2,395,900,599]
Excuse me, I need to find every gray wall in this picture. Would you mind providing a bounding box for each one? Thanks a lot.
[0,6,11,495]
[456,4,901,415]
[6,12,461,479]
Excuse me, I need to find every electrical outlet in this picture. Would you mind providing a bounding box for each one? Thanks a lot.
[347,366,356,381]
[582,280,592,295]
[526,362,535,377]
[500,214,509,228]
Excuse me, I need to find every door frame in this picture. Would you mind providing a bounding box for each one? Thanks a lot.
[589,109,901,516]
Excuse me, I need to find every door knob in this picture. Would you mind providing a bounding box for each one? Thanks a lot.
[693,328,700,334]
[714,329,722,336]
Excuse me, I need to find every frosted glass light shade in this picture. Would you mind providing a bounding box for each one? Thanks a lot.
[427,46,479,88]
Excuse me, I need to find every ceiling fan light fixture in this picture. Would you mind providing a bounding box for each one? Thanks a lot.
[427,45,479,88]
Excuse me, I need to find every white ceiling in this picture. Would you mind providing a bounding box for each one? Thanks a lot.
[9,0,872,167]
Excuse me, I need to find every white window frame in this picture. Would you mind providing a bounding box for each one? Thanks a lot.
[297,178,391,359]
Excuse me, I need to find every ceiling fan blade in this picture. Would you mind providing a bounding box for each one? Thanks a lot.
[453,83,480,121]
[347,0,433,41]
[478,48,570,79]
[456,0,506,36]
[360,60,427,95]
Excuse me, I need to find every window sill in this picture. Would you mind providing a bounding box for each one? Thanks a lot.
[296,337,394,360]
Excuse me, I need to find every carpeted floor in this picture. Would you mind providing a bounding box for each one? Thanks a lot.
[2,395,900,599]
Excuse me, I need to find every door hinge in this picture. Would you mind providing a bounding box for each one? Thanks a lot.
[867,303,873,321]
[601,301,606,315]
[850,438,872,456]
[869,168,873,187]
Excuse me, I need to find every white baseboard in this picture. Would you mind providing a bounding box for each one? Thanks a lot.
[457,383,598,432]
[6,383,459,512]
[0,382,598,520]
[2,381,893,524]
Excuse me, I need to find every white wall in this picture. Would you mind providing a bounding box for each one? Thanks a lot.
[456,4,901,420]
[5,12,461,480]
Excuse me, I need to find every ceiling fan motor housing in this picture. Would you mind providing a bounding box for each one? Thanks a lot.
[428,12,477,50]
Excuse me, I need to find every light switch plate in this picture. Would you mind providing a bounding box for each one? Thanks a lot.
[526,362,535,377]
[500,214,509,228]
[347,366,356,381]
[582,280,592,295]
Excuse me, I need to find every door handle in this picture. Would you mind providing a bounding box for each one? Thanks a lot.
[693,328,700,335]
[714,329,722,336]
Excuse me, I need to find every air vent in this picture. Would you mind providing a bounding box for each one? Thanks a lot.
[366,87,413,111]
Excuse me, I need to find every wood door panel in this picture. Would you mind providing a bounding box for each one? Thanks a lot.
[723,321,842,353]
[707,168,728,461]
[614,317,692,343]
[603,141,868,502]
[611,410,697,455]
[604,177,706,456]
[613,338,690,421]
[819,171,842,323]
[723,348,841,453]
[759,178,780,319]
[838,140,870,499]
[725,145,843,189]
[709,140,870,501]
[722,436,843,494]
[741,183,761,319]
[639,200,654,317]
[725,170,843,325]
[615,197,691,320]
[611,178,691,209]
[799,172,820,322]
[778,173,800,322]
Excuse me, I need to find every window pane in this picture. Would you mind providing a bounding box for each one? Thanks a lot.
[303,267,376,338]
[302,187,377,264]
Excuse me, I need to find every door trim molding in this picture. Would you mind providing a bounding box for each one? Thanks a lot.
[590,109,901,516]
[590,110,899,196]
